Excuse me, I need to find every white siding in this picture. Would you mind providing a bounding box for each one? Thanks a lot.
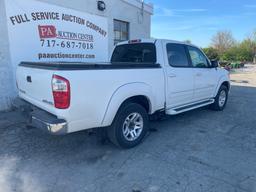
[0,0,16,111]
[37,0,152,56]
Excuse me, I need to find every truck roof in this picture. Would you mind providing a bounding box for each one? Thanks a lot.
[117,38,199,49]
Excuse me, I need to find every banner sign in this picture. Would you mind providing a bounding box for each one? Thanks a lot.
[5,0,109,67]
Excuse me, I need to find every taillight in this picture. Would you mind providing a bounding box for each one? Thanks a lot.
[52,75,70,109]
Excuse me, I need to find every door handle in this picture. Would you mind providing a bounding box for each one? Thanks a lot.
[26,76,32,83]
[196,73,202,77]
[168,74,176,78]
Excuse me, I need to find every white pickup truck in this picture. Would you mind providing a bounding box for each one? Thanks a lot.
[16,39,230,148]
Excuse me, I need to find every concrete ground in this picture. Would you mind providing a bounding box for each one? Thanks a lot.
[0,65,256,192]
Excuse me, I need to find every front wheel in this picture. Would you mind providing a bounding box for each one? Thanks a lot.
[107,103,149,149]
[210,85,228,111]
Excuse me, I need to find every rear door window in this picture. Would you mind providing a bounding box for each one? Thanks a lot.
[166,44,190,67]
[111,43,156,63]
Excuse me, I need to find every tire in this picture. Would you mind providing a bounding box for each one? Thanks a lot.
[210,85,228,111]
[107,103,149,149]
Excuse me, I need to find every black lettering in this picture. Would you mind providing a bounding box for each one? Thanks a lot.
[31,12,60,21]
[9,16,16,25]
[86,21,107,37]
[31,13,36,21]
[9,14,30,25]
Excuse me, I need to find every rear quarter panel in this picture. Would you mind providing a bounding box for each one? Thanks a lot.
[55,68,165,133]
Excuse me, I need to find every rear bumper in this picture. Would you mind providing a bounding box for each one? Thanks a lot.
[14,98,68,135]
[30,109,68,135]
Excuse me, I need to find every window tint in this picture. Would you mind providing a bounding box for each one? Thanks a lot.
[166,44,189,67]
[114,19,129,45]
[111,43,156,63]
[188,46,209,68]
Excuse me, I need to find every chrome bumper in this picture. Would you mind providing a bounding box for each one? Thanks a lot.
[30,110,68,135]
[14,98,68,135]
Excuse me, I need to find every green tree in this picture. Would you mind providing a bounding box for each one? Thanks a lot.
[239,39,255,61]
[205,29,256,62]
[220,41,253,62]
[249,29,256,63]
[202,47,219,60]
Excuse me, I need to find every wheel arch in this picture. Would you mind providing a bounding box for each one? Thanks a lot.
[221,81,230,91]
[101,82,154,126]
[120,95,151,113]
[214,76,231,97]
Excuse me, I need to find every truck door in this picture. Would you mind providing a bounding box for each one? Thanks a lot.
[186,46,218,101]
[164,43,194,108]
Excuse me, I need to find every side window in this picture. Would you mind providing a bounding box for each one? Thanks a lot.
[188,46,209,68]
[166,44,190,67]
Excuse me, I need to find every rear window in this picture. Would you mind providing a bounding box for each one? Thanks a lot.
[111,43,157,63]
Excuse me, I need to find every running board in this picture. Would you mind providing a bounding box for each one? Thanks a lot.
[166,99,215,115]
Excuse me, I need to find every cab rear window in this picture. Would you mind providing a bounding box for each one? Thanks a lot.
[111,43,157,63]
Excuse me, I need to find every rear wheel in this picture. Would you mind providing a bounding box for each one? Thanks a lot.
[107,103,149,149]
[210,85,228,111]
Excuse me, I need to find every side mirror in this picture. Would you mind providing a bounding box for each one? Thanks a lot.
[211,60,219,68]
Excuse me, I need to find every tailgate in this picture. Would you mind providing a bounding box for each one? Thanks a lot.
[16,64,55,112]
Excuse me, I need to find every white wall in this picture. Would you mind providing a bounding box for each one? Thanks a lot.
[0,0,153,111]
[38,0,152,56]
[0,0,16,111]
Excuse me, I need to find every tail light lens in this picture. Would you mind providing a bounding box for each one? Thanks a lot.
[52,75,70,109]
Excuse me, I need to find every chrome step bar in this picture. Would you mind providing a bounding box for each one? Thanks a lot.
[166,99,215,115]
